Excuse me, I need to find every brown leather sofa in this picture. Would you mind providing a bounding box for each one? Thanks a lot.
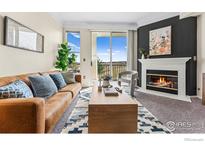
[0,71,82,133]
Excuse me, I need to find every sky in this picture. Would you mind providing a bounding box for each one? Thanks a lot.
[67,32,80,62]
[96,36,127,62]
[67,32,127,63]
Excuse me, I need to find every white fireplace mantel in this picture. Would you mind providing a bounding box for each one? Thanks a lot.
[138,57,191,102]
[138,57,191,66]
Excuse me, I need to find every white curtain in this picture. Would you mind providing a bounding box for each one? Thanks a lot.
[127,30,137,71]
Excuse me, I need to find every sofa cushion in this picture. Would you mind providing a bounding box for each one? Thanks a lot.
[59,82,82,98]
[17,73,40,88]
[0,80,33,98]
[0,88,24,99]
[61,72,76,84]
[29,75,58,99]
[49,73,66,90]
[45,92,72,133]
[0,76,18,87]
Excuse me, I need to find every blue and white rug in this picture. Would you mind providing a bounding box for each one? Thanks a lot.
[61,87,172,134]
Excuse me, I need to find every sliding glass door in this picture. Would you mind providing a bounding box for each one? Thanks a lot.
[92,31,127,80]
[96,32,111,79]
[111,32,127,80]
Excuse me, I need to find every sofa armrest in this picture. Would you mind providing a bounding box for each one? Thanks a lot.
[0,98,45,133]
[75,74,81,83]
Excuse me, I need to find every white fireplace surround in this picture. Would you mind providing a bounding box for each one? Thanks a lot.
[138,57,191,102]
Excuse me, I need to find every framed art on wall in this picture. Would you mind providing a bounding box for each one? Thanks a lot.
[149,26,171,56]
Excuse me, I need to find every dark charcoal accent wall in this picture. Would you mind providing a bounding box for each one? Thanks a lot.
[137,16,197,95]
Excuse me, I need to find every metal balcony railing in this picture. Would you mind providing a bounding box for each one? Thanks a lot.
[100,61,127,80]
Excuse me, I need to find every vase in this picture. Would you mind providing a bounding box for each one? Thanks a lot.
[141,54,145,59]
[98,86,102,92]
[102,80,110,88]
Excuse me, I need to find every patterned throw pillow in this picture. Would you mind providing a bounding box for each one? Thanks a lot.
[0,80,33,98]
[49,73,66,90]
[61,72,76,84]
[29,74,58,99]
[0,88,24,99]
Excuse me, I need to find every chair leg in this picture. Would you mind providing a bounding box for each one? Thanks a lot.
[130,85,134,97]
[118,81,121,86]
[130,80,137,97]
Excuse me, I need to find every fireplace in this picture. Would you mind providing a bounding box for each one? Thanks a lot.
[146,70,178,94]
[138,58,191,102]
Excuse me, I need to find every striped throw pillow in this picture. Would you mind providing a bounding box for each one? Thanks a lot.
[0,88,24,99]
[0,80,33,98]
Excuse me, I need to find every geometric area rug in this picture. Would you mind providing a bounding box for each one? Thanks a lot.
[61,87,172,134]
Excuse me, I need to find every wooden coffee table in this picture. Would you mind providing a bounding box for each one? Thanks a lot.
[88,85,138,133]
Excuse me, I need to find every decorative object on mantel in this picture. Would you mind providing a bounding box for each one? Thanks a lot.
[139,48,148,59]
[203,73,205,105]
[102,75,112,88]
[4,16,44,53]
[149,26,171,56]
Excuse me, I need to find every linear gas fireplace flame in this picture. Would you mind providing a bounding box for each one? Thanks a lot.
[159,77,165,83]
[146,70,178,94]
[150,76,175,89]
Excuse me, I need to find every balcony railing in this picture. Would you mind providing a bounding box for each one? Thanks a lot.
[100,61,127,80]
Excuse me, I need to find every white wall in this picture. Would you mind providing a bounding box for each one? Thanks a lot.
[80,29,92,86]
[127,30,134,70]
[0,12,63,77]
[127,30,138,71]
[133,31,138,71]
[197,13,205,97]
[91,32,98,80]
[64,28,92,87]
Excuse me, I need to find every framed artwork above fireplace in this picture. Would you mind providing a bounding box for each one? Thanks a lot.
[149,26,171,56]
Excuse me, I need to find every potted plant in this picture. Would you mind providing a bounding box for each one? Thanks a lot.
[68,53,78,72]
[139,48,148,59]
[55,42,70,71]
[97,58,104,91]
[102,75,112,88]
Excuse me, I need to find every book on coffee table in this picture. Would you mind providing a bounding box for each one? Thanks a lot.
[103,87,119,96]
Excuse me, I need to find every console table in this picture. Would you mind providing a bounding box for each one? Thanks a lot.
[88,85,138,133]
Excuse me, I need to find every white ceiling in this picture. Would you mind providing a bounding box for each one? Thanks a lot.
[49,12,179,29]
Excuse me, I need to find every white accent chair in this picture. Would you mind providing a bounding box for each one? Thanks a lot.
[118,71,138,97]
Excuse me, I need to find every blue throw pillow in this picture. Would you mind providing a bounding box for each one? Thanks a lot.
[29,75,58,99]
[49,73,66,90]
[0,80,33,98]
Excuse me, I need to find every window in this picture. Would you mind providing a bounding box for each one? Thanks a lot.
[66,32,80,64]
[93,32,127,80]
